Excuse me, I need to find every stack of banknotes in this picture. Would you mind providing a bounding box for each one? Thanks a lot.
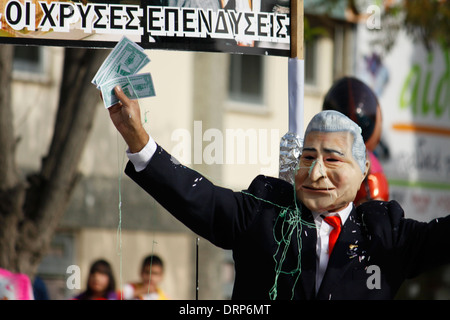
[92,36,156,108]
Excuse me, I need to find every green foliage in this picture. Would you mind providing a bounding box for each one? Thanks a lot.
[397,0,450,50]
[307,0,450,51]
[304,17,328,43]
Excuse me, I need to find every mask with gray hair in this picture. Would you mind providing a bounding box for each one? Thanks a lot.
[304,110,367,173]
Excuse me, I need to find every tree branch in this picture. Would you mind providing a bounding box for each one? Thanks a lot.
[0,45,20,190]
[18,48,109,275]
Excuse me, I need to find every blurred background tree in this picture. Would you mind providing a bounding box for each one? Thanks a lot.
[310,0,450,51]
[0,46,108,279]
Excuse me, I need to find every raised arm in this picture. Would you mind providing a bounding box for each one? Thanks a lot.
[108,86,149,153]
[105,85,264,248]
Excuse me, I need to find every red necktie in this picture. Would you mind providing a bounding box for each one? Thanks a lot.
[323,215,342,256]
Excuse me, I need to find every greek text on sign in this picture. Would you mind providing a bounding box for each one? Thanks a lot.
[147,6,290,43]
[1,1,290,42]
[2,1,143,34]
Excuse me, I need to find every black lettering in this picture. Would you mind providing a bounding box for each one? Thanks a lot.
[269,14,273,37]
[59,3,74,28]
[109,5,122,30]
[6,1,22,25]
[198,9,212,34]
[147,7,162,31]
[76,3,91,29]
[93,4,107,29]
[228,10,242,34]
[276,15,286,38]
[215,10,228,34]
[25,1,31,26]
[257,13,268,37]
[126,6,139,30]
[40,2,57,27]
[164,8,179,32]
[244,12,254,36]
[182,8,195,32]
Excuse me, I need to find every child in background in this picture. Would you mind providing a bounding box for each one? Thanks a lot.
[74,259,118,300]
[122,255,169,300]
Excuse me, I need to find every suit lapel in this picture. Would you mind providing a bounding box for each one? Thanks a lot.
[299,208,317,300]
[317,206,365,298]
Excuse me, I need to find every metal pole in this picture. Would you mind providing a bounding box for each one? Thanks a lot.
[289,0,305,135]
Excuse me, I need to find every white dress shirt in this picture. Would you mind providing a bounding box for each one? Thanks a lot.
[126,135,157,171]
[312,204,352,294]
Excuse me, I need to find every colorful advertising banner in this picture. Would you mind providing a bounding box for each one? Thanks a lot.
[0,0,291,56]
[356,25,450,222]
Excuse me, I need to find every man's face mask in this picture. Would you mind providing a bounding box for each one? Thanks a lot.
[295,131,368,214]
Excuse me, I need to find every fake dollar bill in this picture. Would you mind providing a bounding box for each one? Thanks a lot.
[92,36,155,108]
[92,36,150,87]
[100,73,156,108]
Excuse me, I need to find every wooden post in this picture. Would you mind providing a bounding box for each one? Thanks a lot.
[290,0,304,59]
[288,0,305,135]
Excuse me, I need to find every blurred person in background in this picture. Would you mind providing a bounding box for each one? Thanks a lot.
[73,259,118,300]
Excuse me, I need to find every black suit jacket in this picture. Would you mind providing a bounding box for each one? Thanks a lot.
[125,145,450,300]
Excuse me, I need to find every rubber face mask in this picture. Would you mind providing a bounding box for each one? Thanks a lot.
[295,131,368,214]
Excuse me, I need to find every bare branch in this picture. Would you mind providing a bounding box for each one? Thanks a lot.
[0,45,20,190]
